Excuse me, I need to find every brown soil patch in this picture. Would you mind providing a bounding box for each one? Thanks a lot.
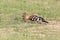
[46,20,60,30]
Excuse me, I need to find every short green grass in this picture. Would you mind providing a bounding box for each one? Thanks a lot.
[0,0,60,40]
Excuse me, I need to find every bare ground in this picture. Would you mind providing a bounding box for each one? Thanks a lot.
[0,20,60,39]
[46,20,60,30]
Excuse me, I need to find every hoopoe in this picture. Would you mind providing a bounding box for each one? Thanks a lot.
[22,12,48,23]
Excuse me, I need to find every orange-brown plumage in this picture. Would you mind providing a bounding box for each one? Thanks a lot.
[22,12,37,22]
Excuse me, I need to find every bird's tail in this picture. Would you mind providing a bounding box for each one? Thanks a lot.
[43,20,48,23]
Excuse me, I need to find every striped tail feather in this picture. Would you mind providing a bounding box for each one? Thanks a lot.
[42,20,48,23]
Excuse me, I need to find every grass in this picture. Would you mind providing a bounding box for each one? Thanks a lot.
[0,0,60,40]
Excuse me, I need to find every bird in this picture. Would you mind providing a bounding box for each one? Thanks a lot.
[22,12,48,23]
